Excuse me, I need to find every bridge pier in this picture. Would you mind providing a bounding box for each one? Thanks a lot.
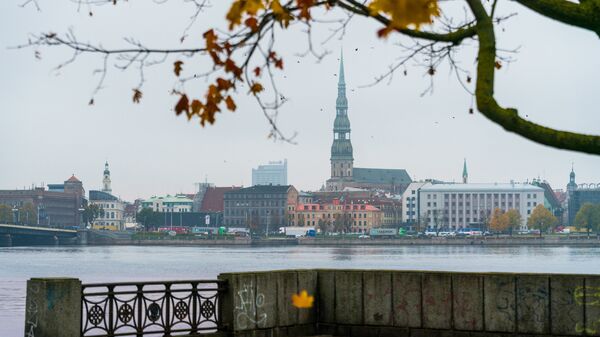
[77,230,88,245]
[0,234,12,247]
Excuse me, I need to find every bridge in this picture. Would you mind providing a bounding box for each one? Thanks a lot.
[0,224,79,247]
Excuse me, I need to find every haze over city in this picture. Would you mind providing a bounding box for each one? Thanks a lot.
[1,1,600,201]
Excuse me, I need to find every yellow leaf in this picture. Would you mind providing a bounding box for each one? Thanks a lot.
[368,0,440,34]
[271,0,293,28]
[292,290,314,309]
[226,0,265,30]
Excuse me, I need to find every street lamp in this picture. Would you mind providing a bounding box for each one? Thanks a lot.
[12,207,19,225]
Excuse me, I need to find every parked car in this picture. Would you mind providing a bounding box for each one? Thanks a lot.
[358,235,370,239]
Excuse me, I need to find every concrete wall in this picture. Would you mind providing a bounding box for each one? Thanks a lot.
[218,270,318,337]
[221,269,600,337]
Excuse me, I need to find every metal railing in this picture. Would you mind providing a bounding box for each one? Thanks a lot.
[81,280,227,337]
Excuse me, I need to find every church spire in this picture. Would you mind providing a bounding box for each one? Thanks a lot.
[338,50,345,86]
[462,158,468,184]
[327,50,354,191]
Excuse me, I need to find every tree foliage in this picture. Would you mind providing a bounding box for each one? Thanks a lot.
[505,209,522,234]
[21,0,600,153]
[527,204,558,235]
[489,208,508,232]
[0,205,12,223]
[574,203,600,234]
[82,204,105,225]
[136,208,160,231]
[19,203,38,225]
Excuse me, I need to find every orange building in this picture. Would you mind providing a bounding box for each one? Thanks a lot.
[289,199,382,233]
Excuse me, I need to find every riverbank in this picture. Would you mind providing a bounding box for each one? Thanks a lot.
[85,235,600,247]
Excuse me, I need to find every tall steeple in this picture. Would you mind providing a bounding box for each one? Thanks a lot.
[102,161,112,194]
[567,163,577,192]
[462,158,468,184]
[327,50,354,191]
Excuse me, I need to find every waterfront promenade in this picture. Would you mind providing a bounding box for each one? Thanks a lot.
[25,269,600,336]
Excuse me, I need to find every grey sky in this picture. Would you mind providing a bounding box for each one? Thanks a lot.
[1,0,599,201]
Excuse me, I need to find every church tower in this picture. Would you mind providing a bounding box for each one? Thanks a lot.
[462,159,468,184]
[567,164,577,192]
[326,52,354,191]
[102,161,112,194]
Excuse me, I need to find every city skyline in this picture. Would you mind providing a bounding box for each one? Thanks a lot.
[1,1,599,201]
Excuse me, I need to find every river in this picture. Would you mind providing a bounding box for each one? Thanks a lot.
[2,245,600,336]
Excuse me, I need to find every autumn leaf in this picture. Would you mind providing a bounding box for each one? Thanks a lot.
[226,0,265,30]
[368,0,440,36]
[224,59,243,79]
[253,66,261,77]
[250,82,264,95]
[271,0,293,28]
[494,60,502,69]
[190,99,203,119]
[174,61,184,77]
[225,95,237,111]
[245,17,259,32]
[296,0,315,20]
[174,94,189,116]
[216,78,234,91]
[132,88,142,103]
[275,58,284,70]
[292,290,314,309]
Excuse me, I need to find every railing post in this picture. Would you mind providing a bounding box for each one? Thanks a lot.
[24,278,82,337]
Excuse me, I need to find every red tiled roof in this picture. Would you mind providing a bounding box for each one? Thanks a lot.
[66,175,81,182]
[200,187,241,212]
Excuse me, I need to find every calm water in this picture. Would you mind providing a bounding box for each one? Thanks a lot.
[2,245,600,336]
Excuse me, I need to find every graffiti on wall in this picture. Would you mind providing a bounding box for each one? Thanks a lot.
[235,281,267,329]
[575,285,600,334]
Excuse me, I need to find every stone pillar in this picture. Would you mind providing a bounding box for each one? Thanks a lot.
[24,278,82,337]
[77,230,88,246]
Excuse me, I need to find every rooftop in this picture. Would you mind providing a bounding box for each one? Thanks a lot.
[226,185,295,194]
[420,183,544,192]
[353,167,412,184]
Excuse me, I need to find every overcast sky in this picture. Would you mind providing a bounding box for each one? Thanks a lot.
[1,0,599,201]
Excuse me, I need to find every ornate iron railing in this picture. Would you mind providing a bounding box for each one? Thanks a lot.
[81,280,227,337]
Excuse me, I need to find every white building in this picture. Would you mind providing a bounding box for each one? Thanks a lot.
[89,190,125,230]
[418,183,545,230]
[141,195,193,213]
[401,181,432,224]
[252,159,288,186]
[89,162,125,230]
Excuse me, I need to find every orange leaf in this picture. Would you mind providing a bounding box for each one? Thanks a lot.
[175,94,189,116]
[191,99,203,119]
[224,59,242,79]
[225,95,237,111]
[216,78,233,91]
[132,88,142,103]
[275,58,284,70]
[253,66,261,77]
[494,60,502,69]
[174,61,184,77]
[250,82,264,95]
[245,17,259,32]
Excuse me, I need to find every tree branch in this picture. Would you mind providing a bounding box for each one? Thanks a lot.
[338,0,477,44]
[514,0,600,36]
[467,0,600,154]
